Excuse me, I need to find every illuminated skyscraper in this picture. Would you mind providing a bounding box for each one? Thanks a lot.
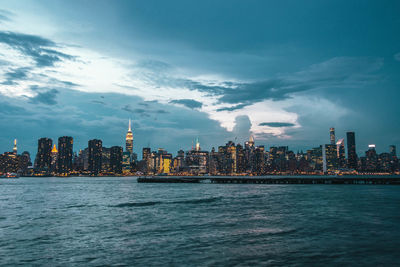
[126,119,133,155]
[330,128,335,145]
[336,138,346,168]
[35,137,52,171]
[346,132,357,169]
[323,144,337,172]
[50,144,58,173]
[58,136,73,175]
[88,139,102,175]
[13,139,17,154]
[110,146,123,174]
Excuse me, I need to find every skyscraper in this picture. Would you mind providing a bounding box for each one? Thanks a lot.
[323,144,337,172]
[13,139,17,154]
[35,137,52,171]
[336,138,346,168]
[50,144,58,173]
[346,132,357,169]
[58,136,73,175]
[330,128,335,145]
[126,119,133,155]
[88,139,102,175]
[110,146,123,174]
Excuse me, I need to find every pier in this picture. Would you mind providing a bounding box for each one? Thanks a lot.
[137,175,400,185]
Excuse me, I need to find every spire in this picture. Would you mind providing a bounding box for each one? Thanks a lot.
[128,118,132,132]
[51,144,58,153]
[13,139,17,154]
[195,137,200,151]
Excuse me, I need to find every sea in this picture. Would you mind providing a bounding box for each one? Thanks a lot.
[1,177,399,266]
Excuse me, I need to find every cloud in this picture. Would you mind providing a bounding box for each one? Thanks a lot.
[0,31,74,67]
[0,9,13,23]
[169,99,203,109]
[395,53,400,62]
[194,57,383,106]
[259,122,295,127]
[216,103,250,112]
[1,67,30,85]
[122,104,169,116]
[29,89,59,105]
[232,115,252,141]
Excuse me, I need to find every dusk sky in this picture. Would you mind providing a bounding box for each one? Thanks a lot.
[0,0,399,158]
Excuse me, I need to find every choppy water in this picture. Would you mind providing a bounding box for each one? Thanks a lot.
[1,177,399,266]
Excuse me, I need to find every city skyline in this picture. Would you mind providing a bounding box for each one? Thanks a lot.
[1,121,398,177]
[1,1,400,160]
[1,120,398,161]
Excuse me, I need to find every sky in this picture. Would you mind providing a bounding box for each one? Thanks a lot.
[0,0,399,159]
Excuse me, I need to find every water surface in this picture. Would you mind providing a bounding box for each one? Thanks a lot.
[1,177,399,266]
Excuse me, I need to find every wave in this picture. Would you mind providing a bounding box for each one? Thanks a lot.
[113,197,222,208]
[113,201,162,208]
[64,204,97,209]
[172,197,222,204]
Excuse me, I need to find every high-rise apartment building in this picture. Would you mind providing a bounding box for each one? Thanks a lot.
[58,136,73,174]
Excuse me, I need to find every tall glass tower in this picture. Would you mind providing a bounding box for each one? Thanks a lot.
[346,132,357,169]
[330,128,335,145]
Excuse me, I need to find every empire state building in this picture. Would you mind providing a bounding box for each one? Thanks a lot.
[126,119,133,155]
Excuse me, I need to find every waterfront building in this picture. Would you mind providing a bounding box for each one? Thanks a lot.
[323,144,337,172]
[336,138,346,168]
[208,147,219,175]
[173,149,185,173]
[101,147,111,173]
[186,139,209,174]
[21,151,32,168]
[158,152,172,174]
[364,145,378,172]
[308,146,323,171]
[122,152,131,173]
[346,132,357,170]
[254,146,265,174]
[244,135,255,172]
[110,146,123,174]
[35,137,53,173]
[236,144,246,174]
[88,139,102,175]
[58,136,73,175]
[50,144,58,173]
[0,152,18,173]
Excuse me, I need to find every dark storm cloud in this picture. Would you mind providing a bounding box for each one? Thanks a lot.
[176,57,383,106]
[216,103,251,112]
[122,104,169,115]
[29,89,59,105]
[0,31,74,67]
[259,122,295,127]
[169,99,203,109]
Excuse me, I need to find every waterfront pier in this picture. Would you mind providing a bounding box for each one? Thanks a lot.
[137,175,400,185]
